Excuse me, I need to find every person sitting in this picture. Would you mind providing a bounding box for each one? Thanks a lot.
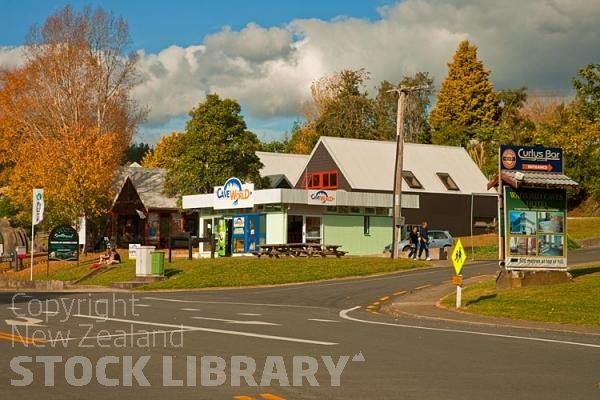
[106,248,121,265]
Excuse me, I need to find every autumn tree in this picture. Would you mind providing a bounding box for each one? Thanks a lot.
[429,40,499,147]
[141,132,185,168]
[164,94,266,196]
[0,5,145,226]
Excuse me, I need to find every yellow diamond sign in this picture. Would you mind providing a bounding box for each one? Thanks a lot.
[451,239,467,275]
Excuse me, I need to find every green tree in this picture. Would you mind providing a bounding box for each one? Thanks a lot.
[164,94,266,196]
[572,63,600,122]
[313,69,378,140]
[430,40,499,147]
[374,72,434,143]
[126,142,151,164]
[260,137,290,153]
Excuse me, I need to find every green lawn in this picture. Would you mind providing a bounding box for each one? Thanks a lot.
[442,266,600,326]
[567,217,600,241]
[79,257,424,289]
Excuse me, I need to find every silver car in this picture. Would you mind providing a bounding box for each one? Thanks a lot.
[384,230,454,253]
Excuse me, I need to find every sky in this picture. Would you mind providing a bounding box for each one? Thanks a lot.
[1,0,599,144]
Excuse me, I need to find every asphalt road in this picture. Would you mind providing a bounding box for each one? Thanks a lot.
[1,249,599,399]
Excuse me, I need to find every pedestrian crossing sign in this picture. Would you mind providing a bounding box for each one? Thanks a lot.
[451,239,467,275]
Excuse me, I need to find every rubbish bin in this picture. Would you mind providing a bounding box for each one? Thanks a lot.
[136,246,155,276]
[151,251,165,276]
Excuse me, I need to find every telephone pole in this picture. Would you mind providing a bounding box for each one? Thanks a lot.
[389,85,430,259]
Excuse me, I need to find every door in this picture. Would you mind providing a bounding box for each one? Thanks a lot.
[287,215,303,244]
[304,216,322,244]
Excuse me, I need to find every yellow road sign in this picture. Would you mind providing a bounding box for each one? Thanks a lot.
[451,239,467,275]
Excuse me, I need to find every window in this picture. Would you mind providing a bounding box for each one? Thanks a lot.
[402,170,423,189]
[437,172,460,191]
[363,216,371,235]
[304,170,339,190]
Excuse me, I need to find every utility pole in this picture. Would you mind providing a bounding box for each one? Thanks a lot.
[389,85,430,259]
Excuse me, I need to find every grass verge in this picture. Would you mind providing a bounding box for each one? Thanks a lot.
[442,265,600,327]
[80,257,424,289]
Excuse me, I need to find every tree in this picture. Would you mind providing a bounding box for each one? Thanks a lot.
[313,69,378,141]
[572,63,600,122]
[374,72,434,143]
[429,40,499,147]
[260,137,290,153]
[164,94,266,196]
[141,132,185,168]
[0,5,145,225]
[126,142,151,164]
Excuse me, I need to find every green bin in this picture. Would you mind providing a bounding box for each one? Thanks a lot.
[150,251,165,276]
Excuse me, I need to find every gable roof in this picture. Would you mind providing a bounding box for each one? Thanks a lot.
[313,136,492,195]
[257,151,309,189]
[113,165,177,209]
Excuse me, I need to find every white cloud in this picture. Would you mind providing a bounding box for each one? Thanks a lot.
[2,0,599,142]
[0,46,26,69]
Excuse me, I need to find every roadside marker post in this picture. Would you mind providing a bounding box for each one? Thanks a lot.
[451,240,467,308]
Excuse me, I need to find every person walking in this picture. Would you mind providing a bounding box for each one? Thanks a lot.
[418,221,431,261]
[407,226,419,259]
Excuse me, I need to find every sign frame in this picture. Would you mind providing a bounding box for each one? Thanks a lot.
[48,225,79,261]
[503,186,567,271]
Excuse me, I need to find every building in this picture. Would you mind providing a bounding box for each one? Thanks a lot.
[182,137,497,256]
[110,163,198,248]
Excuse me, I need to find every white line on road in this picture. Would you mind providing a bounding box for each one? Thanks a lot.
[73,314,337,346]
[135,304,151,307]
[47,329,191,343]
[181,308,200,311]
[307,319,340,323]
[191,316,279,326]
[238,313,261,316]
[339,306,600,349]
[7,307,20,311]
[142,296,325,309]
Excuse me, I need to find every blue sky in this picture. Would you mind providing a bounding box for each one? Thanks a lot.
[2,1,599,145]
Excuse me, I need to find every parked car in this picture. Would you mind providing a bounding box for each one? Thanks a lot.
[383,230,454,253]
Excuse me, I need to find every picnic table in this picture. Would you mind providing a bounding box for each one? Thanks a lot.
[252,243,347,258]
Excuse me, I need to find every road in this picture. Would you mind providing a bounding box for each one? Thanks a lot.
[1,248,599,399]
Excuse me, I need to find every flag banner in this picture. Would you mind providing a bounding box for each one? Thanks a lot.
[33,188,44,225]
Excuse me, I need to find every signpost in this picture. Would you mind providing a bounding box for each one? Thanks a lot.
[48,225,79,262]
[451,239,467,308]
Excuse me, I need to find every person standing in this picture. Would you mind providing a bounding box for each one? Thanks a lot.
[418,221,431,261]
[407,226,419,259]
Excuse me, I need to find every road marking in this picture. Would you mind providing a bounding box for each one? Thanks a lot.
[414,284,432,290]
[74,314,337,346]
[0,331,47,345]
[379,296,390,301]
[393,291,408,296]
[307,318,340,323]
[143,297,324,309]
[339,306,600,349]
[191,316,279,326]
[40,311,58,315]
[136,304,151,307]
[181,308,200,311]
[238,313,262,316]
[46,329,192,343]
[233,394,286,400]
[5,317,45,327]
[7,307,21,311]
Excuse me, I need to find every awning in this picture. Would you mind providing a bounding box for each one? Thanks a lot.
[487,170,578,190]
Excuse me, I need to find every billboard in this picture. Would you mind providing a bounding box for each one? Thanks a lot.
[503,186,567,270]
[500,145,563,173]
[48,225,79,261]
[213,177,254,210]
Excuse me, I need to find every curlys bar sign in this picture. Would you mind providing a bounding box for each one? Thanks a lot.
[213,177,254,210]
[500,145,563,173]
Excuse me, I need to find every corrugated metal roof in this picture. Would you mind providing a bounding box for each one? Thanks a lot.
[257,152,309,188]
[501,170,578,189]
[315,136,493,195]
[113,165,178,209]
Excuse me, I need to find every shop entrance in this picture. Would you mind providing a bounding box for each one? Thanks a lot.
[287,215,303,243]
